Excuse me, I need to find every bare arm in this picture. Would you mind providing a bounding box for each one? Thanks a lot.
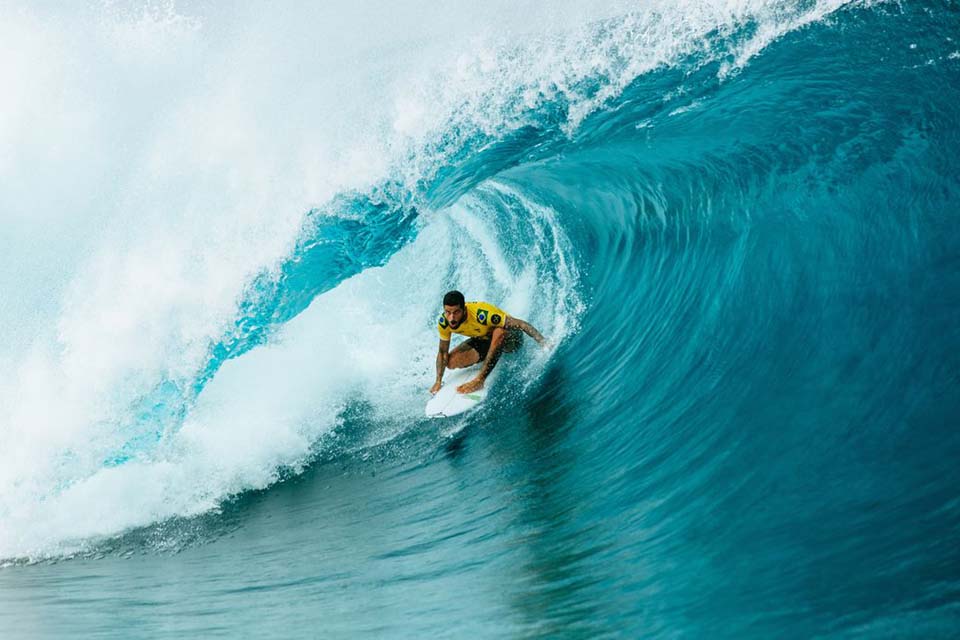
[504,316,547,346]
[458,327,507,394]
[431,339,451,394]
[456,319,549,394]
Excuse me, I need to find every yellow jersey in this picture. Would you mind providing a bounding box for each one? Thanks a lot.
[437,301,509,341]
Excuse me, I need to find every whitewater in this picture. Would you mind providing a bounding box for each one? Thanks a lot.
[1,0,959,637]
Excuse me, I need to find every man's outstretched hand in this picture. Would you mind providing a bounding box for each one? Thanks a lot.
[429,381,442,395]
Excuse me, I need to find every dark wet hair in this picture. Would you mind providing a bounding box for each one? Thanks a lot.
[443,290,465,307]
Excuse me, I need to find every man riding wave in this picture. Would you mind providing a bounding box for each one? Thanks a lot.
[430,290,548,395]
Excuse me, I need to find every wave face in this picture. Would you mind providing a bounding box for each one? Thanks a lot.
[2,0,960,637]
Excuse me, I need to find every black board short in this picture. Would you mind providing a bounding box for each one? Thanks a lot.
[465,328,523,361]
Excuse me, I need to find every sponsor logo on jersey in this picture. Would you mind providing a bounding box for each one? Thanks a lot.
[438,315,448,328]
[491,314,502,325]
[477,309,488,325]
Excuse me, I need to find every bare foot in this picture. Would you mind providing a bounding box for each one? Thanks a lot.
[457,378,484,394]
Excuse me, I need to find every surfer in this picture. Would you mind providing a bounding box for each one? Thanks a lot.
[430,290,548,395]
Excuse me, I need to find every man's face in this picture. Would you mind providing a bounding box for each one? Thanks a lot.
[443,304,466,329]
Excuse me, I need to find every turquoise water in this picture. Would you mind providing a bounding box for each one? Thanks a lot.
[2,1,959,637]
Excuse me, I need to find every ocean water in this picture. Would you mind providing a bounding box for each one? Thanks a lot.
[1,0,959,637]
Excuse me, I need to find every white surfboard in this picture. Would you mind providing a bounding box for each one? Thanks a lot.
[425,365,497,418]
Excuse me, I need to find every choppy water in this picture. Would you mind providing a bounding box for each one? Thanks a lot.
[2,1,959,637]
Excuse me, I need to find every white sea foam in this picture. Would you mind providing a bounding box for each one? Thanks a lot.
[1,191,578,559]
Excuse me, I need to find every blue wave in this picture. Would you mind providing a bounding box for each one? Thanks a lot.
[24,1,960,636]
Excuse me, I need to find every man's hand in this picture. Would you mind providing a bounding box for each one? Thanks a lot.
[429,381,442,395]
[457,377,484,394]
